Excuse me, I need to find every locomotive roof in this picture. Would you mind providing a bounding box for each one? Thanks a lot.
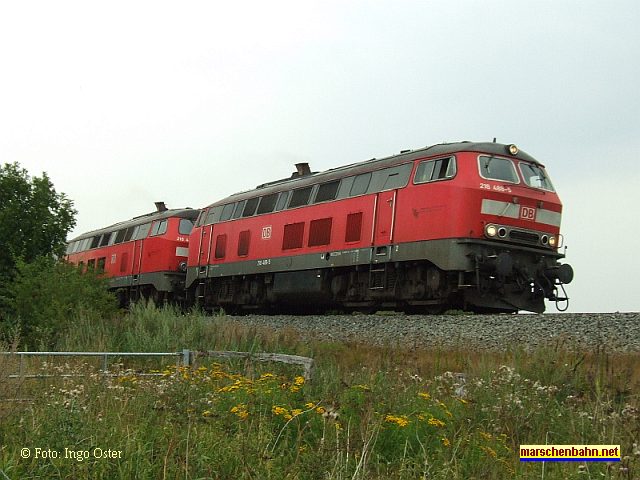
[208,141,542,207]
[68,207,198,241]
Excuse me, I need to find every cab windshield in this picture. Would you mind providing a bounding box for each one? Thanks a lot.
[519,162,555,192]
[179,219,194,235]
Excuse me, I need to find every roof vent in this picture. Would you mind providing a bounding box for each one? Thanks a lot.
[155,201,168,212]
[293,163,311,177]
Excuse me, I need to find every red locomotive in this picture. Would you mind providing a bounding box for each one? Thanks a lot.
[65,203,198,305]
[187,141,573,313]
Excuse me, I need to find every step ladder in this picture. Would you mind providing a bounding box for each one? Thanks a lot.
[369,264,387,290]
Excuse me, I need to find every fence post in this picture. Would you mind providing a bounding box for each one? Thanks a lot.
[182,349,191,368]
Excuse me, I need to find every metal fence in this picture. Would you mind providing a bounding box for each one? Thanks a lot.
[1,349,314,380]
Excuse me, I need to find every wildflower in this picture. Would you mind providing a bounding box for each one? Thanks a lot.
[418,392,431,400]
[384,414,410,427]
[323,408,339,420]
[428,417,445,428]
[291,409,303,417]
[441,437,451,447]
[202,410,213,417]
[272,406,289,417]
[352,384,371,391]
[481,446,498,458]
[230,404,249,419]
[293,376,305,386]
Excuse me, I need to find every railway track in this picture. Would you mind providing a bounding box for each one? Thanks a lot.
[224,312,640,353]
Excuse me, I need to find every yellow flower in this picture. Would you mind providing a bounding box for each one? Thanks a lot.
[291,409,303,417]
[481,446,498,458]
[315,406,326,415]
[202,410,213,417]
[293,376,305,386]
[441,437,451,447]
[384,415,410,427]
[428,417,445,428]
[230,404,249,419]
[418,392,431,400]
[272,406,289,417]
[479,431,493,440]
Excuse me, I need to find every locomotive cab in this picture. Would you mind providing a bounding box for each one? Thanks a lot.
[456,144,574,312]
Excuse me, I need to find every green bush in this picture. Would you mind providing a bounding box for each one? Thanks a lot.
[1,256,117,348]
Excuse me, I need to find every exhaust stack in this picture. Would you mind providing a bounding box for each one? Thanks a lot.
[294,163,311,177]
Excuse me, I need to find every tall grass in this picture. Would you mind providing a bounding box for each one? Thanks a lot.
[1,304,639,479]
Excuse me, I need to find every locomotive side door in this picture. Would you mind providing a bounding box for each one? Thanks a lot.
[373,189,397,247]
[197,224,214,273]
[130,222,151,294]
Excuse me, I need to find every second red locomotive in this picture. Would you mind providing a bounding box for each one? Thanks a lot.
[186,141,573,313]
[66,203,198,306]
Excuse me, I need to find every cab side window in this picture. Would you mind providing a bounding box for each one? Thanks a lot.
[414,157,456,184]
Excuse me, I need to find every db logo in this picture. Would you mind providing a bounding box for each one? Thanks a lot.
[520,206,536,221]
[261,226,272,240]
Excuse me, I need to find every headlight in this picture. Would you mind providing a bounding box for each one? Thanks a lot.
[485,224,498,237]
[507,144,519,155]
[548,236,557,247]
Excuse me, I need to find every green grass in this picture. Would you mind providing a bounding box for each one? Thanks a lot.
[1,303,639,479]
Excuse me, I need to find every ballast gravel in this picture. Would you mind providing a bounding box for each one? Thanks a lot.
[224,312,640,353]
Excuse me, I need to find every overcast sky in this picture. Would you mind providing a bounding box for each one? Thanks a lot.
[1,1,639,313]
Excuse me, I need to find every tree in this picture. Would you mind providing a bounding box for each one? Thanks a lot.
[0,162,77,282]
